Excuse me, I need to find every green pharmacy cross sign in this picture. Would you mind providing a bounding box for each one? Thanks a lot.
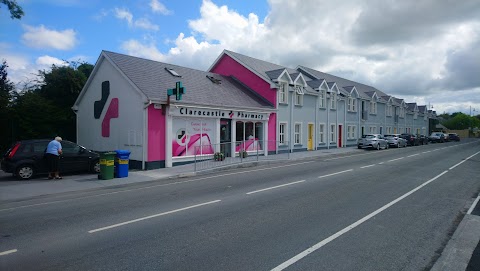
[167,81,186,101]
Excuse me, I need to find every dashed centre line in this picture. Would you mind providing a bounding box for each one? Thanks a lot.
[88,200,221,233]
[360,164,376,169]
[388,157,404,162]
[407,154,420,157]
[0,249,17,256]
[318,169,353,179]
[246,180,306,195]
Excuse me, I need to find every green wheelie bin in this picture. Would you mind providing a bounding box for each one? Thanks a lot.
[99,151,116,180]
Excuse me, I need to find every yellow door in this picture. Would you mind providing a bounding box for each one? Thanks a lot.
[308,124,314,150]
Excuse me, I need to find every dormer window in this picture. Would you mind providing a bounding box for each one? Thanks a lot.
[319,89,326,108]
[370,100,377,114]
[278,83,288,104]
[330,92,336,110]
[294,86,304,106]
[386,104,393,116]
[348,97,357,112]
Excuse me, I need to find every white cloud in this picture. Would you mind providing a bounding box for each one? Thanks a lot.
[114,7,133,25]
[134,18,160,31]
[150,0,172,15]
[114,7,159,31]
[22,25,77,50]
[36,55,68,66]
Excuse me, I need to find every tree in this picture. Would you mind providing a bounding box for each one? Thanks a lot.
[0,60,15,152]
[1,0,24,19]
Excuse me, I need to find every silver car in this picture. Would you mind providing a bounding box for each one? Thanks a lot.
[357,134,389,150]
[384,134,407,148]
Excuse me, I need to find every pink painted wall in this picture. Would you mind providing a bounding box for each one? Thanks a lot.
[148,104,165,161]
[211,54,277,152]
[211,55,276,105]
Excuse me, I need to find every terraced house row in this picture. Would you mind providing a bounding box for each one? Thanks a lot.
[74,50,436,169]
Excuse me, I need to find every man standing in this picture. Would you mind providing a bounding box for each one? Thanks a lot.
[45,136,63,179]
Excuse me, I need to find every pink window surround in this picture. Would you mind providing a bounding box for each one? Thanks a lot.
[148,104,165,161]
[211,54,277,151]
[210,55,276,105]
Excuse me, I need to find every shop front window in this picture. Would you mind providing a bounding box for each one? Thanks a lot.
[235,121,263,152]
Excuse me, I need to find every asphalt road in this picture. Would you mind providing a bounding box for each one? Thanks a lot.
[1,140,479,270]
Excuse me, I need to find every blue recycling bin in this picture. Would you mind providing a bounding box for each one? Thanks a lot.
[114,150,131,178]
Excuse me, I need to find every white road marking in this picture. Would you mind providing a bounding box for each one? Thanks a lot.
[467,196,480,215]
[378,162,385,165]
[318,169,353,179]
[407,154,420,157]
[449,151,480,170]
[271,170,449,271]
[88,200,221,233]
[387,157,404,162]
[0,161,316,212]
[0,249,18,256]
[422,151,431,154]
[360,164,376,169]
[246,180,306,195]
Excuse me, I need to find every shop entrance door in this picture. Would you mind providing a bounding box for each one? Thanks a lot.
[220,119,231,157]
[307,124,314,150]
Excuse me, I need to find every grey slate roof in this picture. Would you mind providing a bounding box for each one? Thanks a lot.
[406,103,417,111]
[103,51,273,109]
[298,65,391,102]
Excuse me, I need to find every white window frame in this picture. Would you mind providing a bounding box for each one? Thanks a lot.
[370,100,377,114]
[386,104,393,116]
[330,92,336,110]
[348,97,357,112]
[369,126,376,134]
[347,125,356,139]
[319,89,326,108]
[318,123,325,143]
[330,124,336,143]
[278,83,288,104]
[414,112,418,119]
[294,122,302,145]
[279,122,288,145]
[386,126,392,134]
[294,86,304,106]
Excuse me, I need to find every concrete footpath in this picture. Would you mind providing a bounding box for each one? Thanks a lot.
[1,145,479,270]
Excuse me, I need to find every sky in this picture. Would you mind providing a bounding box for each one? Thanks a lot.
[1,0,479,115]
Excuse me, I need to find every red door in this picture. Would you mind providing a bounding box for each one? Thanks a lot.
[338,125,342,147]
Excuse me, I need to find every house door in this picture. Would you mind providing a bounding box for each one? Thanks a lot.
[338,125,342,147]
[307,124,314,150]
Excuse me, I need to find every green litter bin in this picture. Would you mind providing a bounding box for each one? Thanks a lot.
[99,151,116,180]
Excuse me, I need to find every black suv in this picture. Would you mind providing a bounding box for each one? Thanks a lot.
[417,134,429,145]
[1,139,100,180]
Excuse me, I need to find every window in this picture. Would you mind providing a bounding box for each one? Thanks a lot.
[62,141,80,154]
[370,100,377,114]
[330,92,336,110]
[319,89,326,108]
[294,123,302,144]
[318,123,325,143]
[414,112,418,119]
[369,126,376,134]
[400,107,405,118]
[347,125,356,139]
[348,97,357,112]
[386,126,392,134]
[294,86,303,106]
[278,84,288,104]
[386,105,393,116]
[279,122,287,145]
[330,124,336,143]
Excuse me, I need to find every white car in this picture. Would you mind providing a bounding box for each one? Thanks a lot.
[358,134,389,150]
[384,134,408,148]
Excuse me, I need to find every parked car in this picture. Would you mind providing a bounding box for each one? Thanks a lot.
[429,132,445,143]
[1,139,100,180]
[357,134,389,150]
[443,133,451,142]
[384,134,407,148]
[448,133,460,141]
[417,134,429,145]
[400,133,420,146]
